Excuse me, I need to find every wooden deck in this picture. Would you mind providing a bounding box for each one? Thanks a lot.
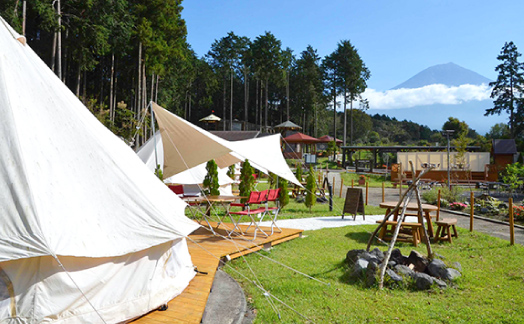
[131,222,303,324]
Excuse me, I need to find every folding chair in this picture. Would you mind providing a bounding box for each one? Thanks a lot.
[260,188,282,235]
[228,190,268,240]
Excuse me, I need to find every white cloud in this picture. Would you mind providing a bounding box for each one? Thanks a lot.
[358,83,491,110]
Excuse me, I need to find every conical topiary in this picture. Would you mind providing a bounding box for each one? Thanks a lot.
[239,159,255,203]
[305,166,317,212]
[203,159,220,196]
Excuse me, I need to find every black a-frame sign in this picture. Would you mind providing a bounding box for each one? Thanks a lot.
[342,188,365,220]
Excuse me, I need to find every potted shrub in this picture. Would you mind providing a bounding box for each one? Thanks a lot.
[358,175,366,185]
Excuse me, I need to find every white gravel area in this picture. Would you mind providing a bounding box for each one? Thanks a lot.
[248,215,421,231]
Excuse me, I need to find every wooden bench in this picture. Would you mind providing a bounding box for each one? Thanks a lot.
[376,220,424,246]
[434,218,458,243]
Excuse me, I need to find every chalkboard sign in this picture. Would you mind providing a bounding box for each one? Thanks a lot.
[342,188,365,220]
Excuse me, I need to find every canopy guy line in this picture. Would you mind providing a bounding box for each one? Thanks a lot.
[52,255,108,324]
[185,235,316,323]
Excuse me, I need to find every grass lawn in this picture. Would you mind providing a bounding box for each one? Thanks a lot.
[224,225,524,323]
[339,171,395,188]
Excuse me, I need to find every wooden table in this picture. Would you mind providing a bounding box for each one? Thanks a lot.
[379,201,438,239]
[183,195,241,235]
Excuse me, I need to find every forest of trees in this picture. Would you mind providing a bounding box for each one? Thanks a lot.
[0,1,504,150]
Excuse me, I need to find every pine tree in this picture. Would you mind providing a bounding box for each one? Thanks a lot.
[485,41,524,137]
[203,160,220,196]
[305,166,317,212]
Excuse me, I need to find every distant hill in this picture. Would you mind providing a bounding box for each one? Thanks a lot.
[367,100,507,135]
[391,62,492,89]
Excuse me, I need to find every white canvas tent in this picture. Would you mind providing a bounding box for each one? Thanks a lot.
[0,16,199,323]
[150,103,301,187]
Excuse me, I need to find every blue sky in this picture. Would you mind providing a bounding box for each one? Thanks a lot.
[182,0,524,91]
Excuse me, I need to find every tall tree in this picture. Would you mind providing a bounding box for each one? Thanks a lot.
[207,32,247,130]
[292,45,323,135]
[331,40,370,146]
[250,31,283,130]
[321,52,340,140]
[485,41,524,137]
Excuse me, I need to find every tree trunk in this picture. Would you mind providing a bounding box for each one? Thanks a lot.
[57,0,62,80]
[75,64,81,97]
[137,42,142,120]
[333,85,337,138]
[155,74,159,103]
[222,79,226,130]
[113,71,118,122]
[244,69,249,127]
[343,89,347,146]
[350,97,354,146]
[264,78,269,131]
[51,32,57,72]
[286,72,290,120]
[255,79,259,127]
[82,70,87,105]
[230,69,233,130]
[109,52,115,122]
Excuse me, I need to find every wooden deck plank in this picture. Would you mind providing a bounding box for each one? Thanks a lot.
[131,222,302,324]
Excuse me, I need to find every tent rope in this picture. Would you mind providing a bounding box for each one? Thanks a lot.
[185,235,315,322]
[51,255,108,324]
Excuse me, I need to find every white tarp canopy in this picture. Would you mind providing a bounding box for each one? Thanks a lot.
[0,16,198,323]
[151,103,302,187]
[137,132,234,186]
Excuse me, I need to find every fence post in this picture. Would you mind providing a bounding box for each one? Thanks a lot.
[328,181,333,212]
[398,163,402,197]
[382,182,385,203]
[470,191,474,232]
[437,189,441,221]
[509,198,515,246]
[366,181,369,205]
[339,178,344,198]
[351,179,354,188]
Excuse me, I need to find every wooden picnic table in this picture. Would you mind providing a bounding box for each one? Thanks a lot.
[378,201,438,244]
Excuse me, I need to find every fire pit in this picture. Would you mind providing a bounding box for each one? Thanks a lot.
[346,248,462,290]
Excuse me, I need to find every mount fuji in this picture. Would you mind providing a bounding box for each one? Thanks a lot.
[365,62,507,135]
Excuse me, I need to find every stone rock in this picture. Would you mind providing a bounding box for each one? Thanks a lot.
[366,262,379,287]
[412,272,434,290]
[427,259,447,278]
[359,252,380,264]
[408,250,428,273]
[434,278,448,289]
[443,268,461,281]
[353,258,369,277]
[346,249,366,265]
[451,261,462,272]
[394,264,414,278]
[370,248,385,263]
[386,269,403,283]
[390,248,408,265]
[387,261,397,269]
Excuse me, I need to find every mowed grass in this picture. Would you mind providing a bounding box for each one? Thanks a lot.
[224,226,524,323]
[339,171,396,188]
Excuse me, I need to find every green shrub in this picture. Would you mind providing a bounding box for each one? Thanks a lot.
[278,177,289,209]
[203,160,220,195]
[239,159,255,203]
[305,166,317,212]
[421,186,465,205]
[295,163,303,182]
